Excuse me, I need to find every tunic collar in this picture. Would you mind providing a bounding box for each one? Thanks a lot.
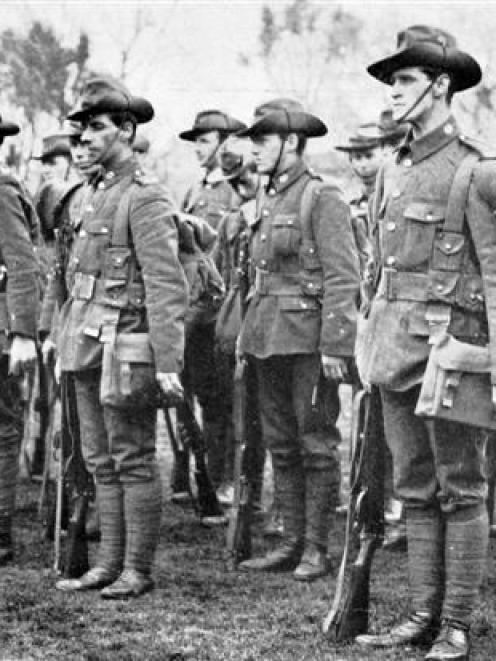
[90,157,139,190]
[397,116,458,165]
[266,159,308,195]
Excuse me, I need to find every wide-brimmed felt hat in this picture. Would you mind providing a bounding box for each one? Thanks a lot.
[179,110,246,141]
[58,121,83,139]
[133,135,150,154]
[368,25,481,92]
[335,123,385,152]
[0,114,20,137]
[33,134,72,160]
[238,98,327,139]
[378,108,408,142]
[67,76,154,124]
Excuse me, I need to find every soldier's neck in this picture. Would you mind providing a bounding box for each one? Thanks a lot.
[409,104,452,141]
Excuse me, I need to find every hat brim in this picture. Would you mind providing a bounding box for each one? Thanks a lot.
[179,128,203,142]
[67,96,154,124]
[335,140,382,152]
[0,121,20,137]
[367,44,481,92]
[238,111,327,138]
[33,147,72,161]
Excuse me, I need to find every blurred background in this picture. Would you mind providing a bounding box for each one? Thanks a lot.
[2,0,496,197]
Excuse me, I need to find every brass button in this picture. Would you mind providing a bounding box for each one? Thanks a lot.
[437,284,443,291]
[261,234,266,242]
[98,181,105,189]
[444,123,454,135]
[386,221,396,231]
[262,209,269,217]
[392,190,401,199]
[386,256,396,266]
[268,189,276,196]
[260,260,267,267]
[403,158,412,167]
[287,219,294,226]
[79,230,87,238]
[205,183,212,190]
[445,243,452,250]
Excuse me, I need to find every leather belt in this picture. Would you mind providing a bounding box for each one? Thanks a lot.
[377,268,430,302]
[254,268,301,296]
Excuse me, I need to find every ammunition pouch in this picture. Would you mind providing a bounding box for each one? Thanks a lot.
[100,332,159,410]
[379,268,485,313]
[415,333,496,429]
[254,267,322,300]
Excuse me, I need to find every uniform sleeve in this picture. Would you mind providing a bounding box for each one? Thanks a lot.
[466,160,496,384]
[313,184,360,357]
[0,181,40,339]
[129,184,188,374]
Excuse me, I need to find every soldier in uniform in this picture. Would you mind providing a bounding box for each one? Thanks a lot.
[356,26,493,660]
[172,111,246,507]
[237,98,360,581]
[55,77,187,598]
[0,115,40,565]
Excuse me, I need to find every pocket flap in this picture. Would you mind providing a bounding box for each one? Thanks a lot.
[279,296,320,312]
[434,333,490,372]
[404,202,445,223]
[436,232,465,256]
[272,214,298,228]
[115,333,154,363]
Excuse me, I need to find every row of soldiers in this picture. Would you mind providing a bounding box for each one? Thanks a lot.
[0,22,495,661]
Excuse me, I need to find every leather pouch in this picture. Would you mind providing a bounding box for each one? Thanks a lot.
[415,332,496,429]
[100,332,159,410]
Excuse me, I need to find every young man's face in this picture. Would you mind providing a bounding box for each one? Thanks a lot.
[349,147,384,182]
[250,134,285,175]
[69,135,93,175]
[194,131,222,168]
[80,113,123,169]
[41,155,70,182]
[389,66,435,124]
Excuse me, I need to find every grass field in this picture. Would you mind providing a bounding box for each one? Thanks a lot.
[1,392,495,660]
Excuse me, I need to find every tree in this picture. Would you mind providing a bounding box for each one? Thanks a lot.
[0,21,90,130]
[241,0,363,111]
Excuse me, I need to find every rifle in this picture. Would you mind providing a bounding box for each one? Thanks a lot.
[224,217,254,568]
[323,386,385,642]
[37,352,59,520]
[225,359,252,568]
[55,373,93,577]
[175,398,225,521]
[163,406,198,515]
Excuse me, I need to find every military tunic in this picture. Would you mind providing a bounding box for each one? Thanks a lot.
[0,173,40,527]
[362,117,495,509]
[57,158,187,482]
[239,161,359,498]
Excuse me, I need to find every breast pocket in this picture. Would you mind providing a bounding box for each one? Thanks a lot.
[271,215,301,257]
[400,201,445,270]
[79,219,112,272]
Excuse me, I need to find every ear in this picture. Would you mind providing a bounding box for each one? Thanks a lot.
[285,132,299,154]
[432,73,451,99]
[120,120,134,144]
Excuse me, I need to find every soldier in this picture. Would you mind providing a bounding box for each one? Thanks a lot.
[55,76,187,598]
[172,111,245,508]
[0,115,40,565]
[237,98,360,581]
[356,26,493,660]
[33,134,73,184]
[336,117,408,551]
[133,134,151,170]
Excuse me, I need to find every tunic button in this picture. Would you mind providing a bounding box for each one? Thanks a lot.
[437,285,443,291]
[301,302,308,309]
[86,205,94,212]
[260,260,267,267]
[262,209,269,217]
[386,221,396,231]
[198,200,206,207]
[426,213,433,221]
[268,189,276,196]
[98,181,105,189]
[261,234,267,242]
[287,220,294,226]
[403,158,412,167]
[445,243,452,250]
[392,190,401,199]
[205,183,212,190]
[386,256,396,266]
[79,230,87,238]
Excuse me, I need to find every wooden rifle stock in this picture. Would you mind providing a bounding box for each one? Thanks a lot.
[323,387,385,642]
[226,360,252,569]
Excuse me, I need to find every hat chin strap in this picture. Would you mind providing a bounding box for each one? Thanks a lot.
[267,135,287,191]
[394,77,437,124]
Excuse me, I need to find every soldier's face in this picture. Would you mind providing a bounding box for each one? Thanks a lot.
[194,131,221,167]
[250,134,285,174]
[80,113,123,168]
[390,67,436,123]
[41,155,70,182]
[349,147,384,182]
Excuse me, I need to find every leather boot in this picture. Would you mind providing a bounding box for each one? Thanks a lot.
[425,621,470,661]
[356,611,437,648]
[101,470,162,599]
[294,465,338,581]
[56,481,124,591]
[240,456,304,572]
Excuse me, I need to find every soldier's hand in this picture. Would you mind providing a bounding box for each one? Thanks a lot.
[322,355,348,382]
[9,336,37,376]
[156,372,184,405]
[41,338,57,366]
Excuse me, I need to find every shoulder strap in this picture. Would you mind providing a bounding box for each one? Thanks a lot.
[299,177,322,241]
[111,187,134,247]
[443,152,480,233]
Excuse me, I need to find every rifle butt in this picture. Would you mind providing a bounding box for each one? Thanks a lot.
[62,494,90,578]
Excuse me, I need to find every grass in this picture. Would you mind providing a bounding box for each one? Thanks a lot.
[2,393,495,660]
